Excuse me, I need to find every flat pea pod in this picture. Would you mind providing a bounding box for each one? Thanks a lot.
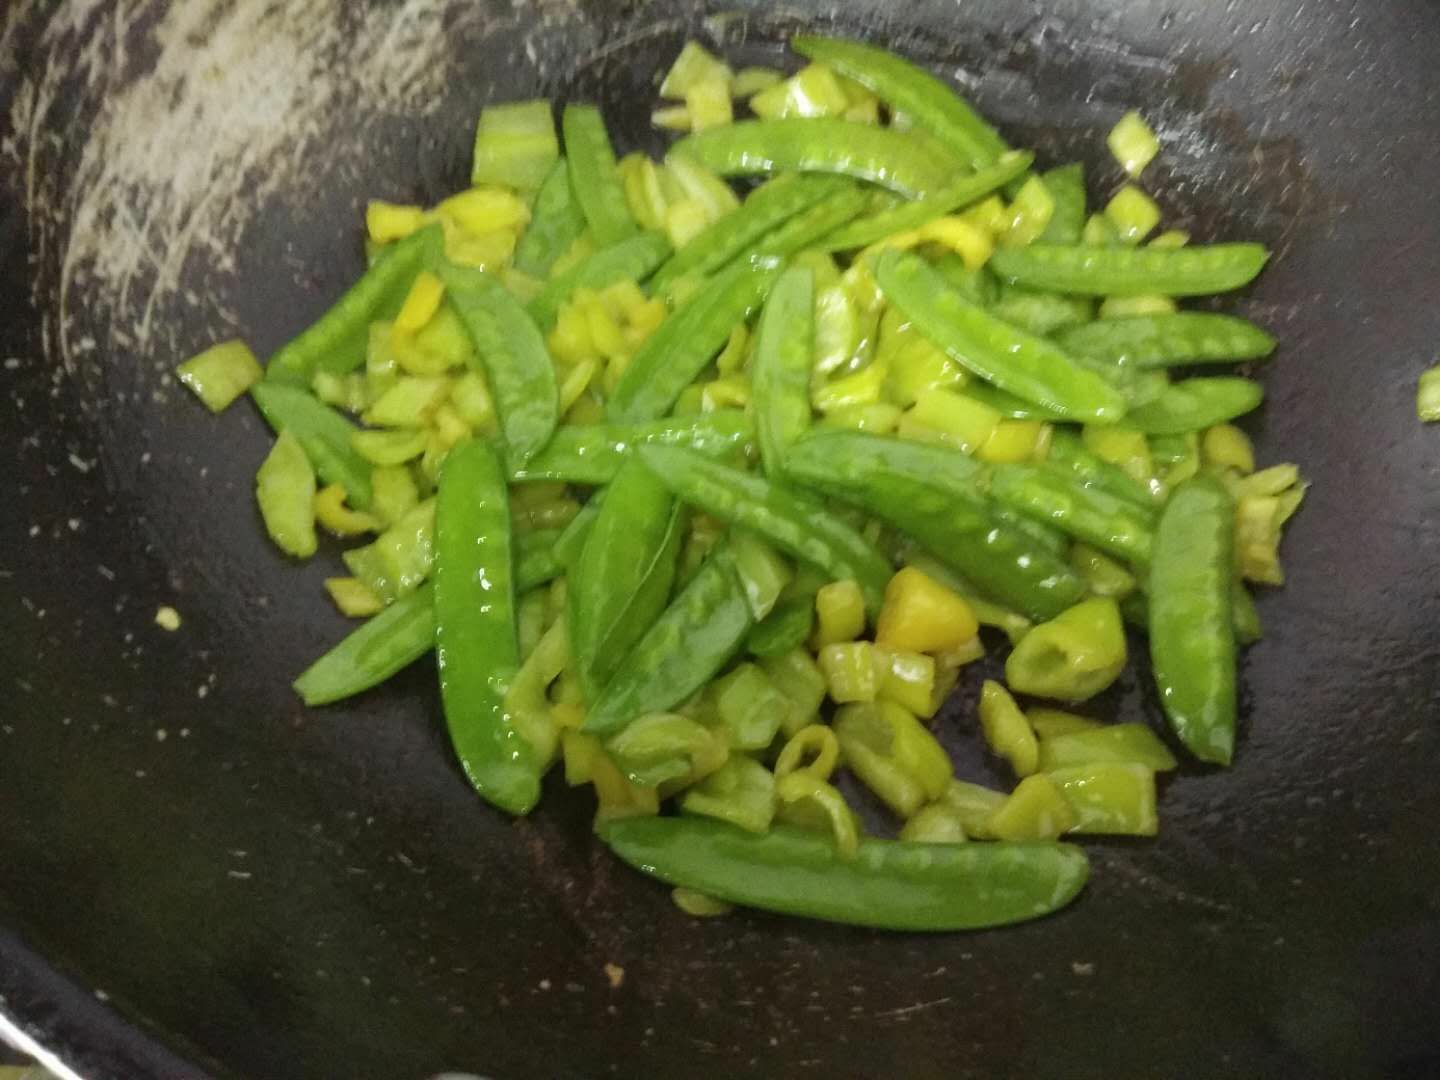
[988,463,1155,566]
[961,382,1069,422]
[1037,163,1086,246]
[730,182,869,266]
[607,256,785,423]
[673,118,958,198]
[569,459,684,699]
[1149,474,1237,765]
[638,444,893,617]
[265,224,443,385]
[819,151,1034,252]
[1055,312,1277,369]
[988,243,1270,297]
[510,411,754,486]
[746,594,816,657]
[782,431,1087,621]
[750,265,815,475]
[1123,378,1264,435]
[561,105,638,247]
[651,173,850,291]
[875,249,1127,423]
[583,542,753,735]
[434,440,543,813]
[292,583,435,706]
[1046,430,1156,514]
[513,157,587,278]
[600,817,1090,930]
[526,233,672,331]
[513,528,566,593]
[250,383,373,508]
[792,34,1009,169]
[437,263,558,470]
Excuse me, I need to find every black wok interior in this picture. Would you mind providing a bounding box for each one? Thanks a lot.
[3,1,1440,1077]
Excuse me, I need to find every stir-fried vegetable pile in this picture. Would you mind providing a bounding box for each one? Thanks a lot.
[178,34,1306,931]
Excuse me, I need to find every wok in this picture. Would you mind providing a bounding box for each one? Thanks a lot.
[2,0,1439,1077]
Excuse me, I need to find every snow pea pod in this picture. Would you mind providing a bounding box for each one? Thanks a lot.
[989,463,1154,566]
[583,542,753,735]
[601,817,1089,930]
[1037,163,1086,245]
[569,459,684,699]
[988,243,1270,296]
[607,255,785,423]
[819,150,1034,252]
[1149,474,1237,765]
[1055,312,1276,369]
[673,118,958,198]
[651,173,849,291]
[509,411,754,486]
[638,445,893,617]
[782,431,1087,621]
[562,105,638,247]
[875,249,1127,423]
[250,383,373,508]
[792,34,1009,169]
[1046,430,1156,514]
[265,224,443,385]
[729,183,870,266]
[1123,378,1264,436]
[434,440,543,814]
[750,265,815,475]
[513,157,586,278]
[438,263,559,470]
[293,583,436,706]
[526,233,672,331]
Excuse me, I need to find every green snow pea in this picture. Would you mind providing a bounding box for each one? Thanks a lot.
[437,263,559,471]
[509,411,754,486]
[1122,378,1264,435]
[265,224,443,385]
[637,444,893,617]
[729,183,870,266]
[583,542,753,735]
[1055,312,1277,369]
[513,157,587,278]
[875,249,1127,423]
[562,105,638,247]
[1149,474,1237,765]
[782,431,1087,621]
[819,151,1034,252]
[673,118,959,198]
[601,817,1089,930]
[292,583,436,706]
[791,35,1009,169]
[988,243,1270,296]
[250,382,373,508]
[987,286,1094,338]
[526,233,672,331]
[750,265,816,475]
[1037,163,1087,245]
[434,440,542,814]
[607,255,785,423]
[987,463,1155,566]
[1045,430,1156,513]
[569,459,684,699]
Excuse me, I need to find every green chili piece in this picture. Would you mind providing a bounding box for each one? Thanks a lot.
[342,499,436,602]
[250,383,374,508]
[1046,763,1158,837]
[583,542,753,735]
[510,411,753,486]
[1037,724,1178,772]
[681,756,777,833]
[751,266,816,475]
[875,249,1127,423]
[987,463,1155,566]
[606,713,727,788]
[266,224,443,385]
[293,583,436,706]
[1055,312,1276,369]
[437,263,558,470]
[784,431,1087,621]
[1149,474,1237,764]
[819,151,1034,251]
[562,105,638,247]
[255,431,318,558]
[514,157,587,278]
[637,445,893,617]
[434,440,541,814]
[1005,597,1127,703]
[607,256,785,423]
[792,35,1009,168]
[570,460,684,699]
[600,817,1089,930]
[526,233,672,331]
[651,173,849,291]
[1122,378,1264,436]
[1036,163,1087,246]
[673,118,958,198]
[988,243,1270,296]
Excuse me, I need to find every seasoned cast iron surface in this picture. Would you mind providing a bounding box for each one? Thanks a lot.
[1,1,1438,1077]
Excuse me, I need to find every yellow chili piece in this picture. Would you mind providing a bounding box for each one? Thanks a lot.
[818,641,879,703]
[986,774,1076,841]
[395,271,446,332]
[1005,597,1127,703]
[898,802,969,844]
[875,567,980,653]
[875,646,938,718]
[834,701,952,818]
[563,732,660,825]
[978,680,1039,776]
[774,724,841,782]
[366,201,427,243]
[313,483,380,537]
[774,772,860,858]
[323,577,384,618]
[1046,763,1159,836]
